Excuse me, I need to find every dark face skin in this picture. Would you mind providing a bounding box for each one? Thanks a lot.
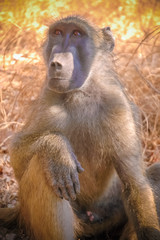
[45,23,95,93]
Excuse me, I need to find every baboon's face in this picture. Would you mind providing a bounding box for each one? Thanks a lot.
[44,20,96,93]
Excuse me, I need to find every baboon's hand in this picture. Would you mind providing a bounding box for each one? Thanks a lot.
[48,155,84,201]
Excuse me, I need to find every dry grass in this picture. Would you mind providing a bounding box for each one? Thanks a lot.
[115,28,160,164]
[0,27,46,207]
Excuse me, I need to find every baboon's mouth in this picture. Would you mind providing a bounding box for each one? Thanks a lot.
[50,77,69,81]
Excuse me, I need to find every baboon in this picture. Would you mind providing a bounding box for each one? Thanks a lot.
[1,15,160,240]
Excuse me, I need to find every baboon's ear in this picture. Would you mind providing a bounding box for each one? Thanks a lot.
[102,27,115,52]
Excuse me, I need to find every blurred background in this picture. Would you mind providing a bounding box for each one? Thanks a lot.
[0,0,160,236]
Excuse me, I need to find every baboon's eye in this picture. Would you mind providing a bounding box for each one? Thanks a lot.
[73,30,81,37]
[54,29,62,36]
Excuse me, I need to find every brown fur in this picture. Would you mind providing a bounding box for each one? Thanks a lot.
[1,15,160,240]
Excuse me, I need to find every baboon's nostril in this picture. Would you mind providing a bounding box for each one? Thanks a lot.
[51,61,62,70]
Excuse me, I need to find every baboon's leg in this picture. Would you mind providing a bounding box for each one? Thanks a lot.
[19,155,74,240]
[120,163,160,240]
[120,222,137,240]
[147,162,160,221]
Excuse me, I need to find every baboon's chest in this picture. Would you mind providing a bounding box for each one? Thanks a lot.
[65,110,114,198]
[66,104,107,153]
[67,119,107,161]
